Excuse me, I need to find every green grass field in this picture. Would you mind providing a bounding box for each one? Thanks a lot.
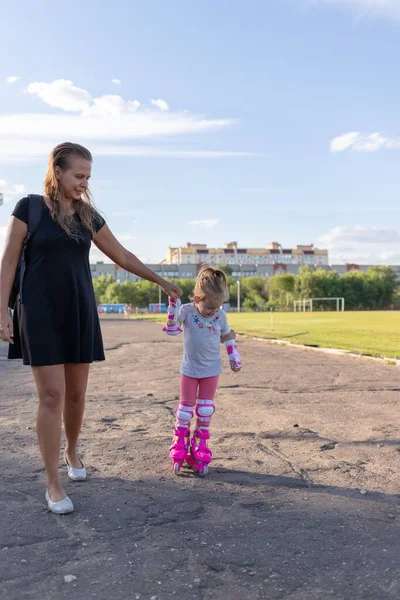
[134,311,400,360]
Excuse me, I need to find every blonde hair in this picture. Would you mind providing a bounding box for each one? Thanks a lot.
[193,266,230,302]
[43,142,101,239]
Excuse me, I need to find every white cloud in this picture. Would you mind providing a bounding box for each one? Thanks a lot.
[26,79,92,112]
[112,79,121,85]
[89,247,108,263]
[0,140,255,162]
[112,209,145,217]
[330,132,400,152]
[375,251,400,263]
[26,80,140,116]
[188,219,219,228]
[330,132,359,152]
[0,113,231,141]
[118,234,136,242]
[151,98,169,111]
[93,146,256,158]
[0,179,27,202]
[330,250,400,265]
[0,227,8,259]
[314,0,400,20]
[319,225,400,246]
[7,76,21,84]
[0,79,254,163]
[320,225,400,265]
[82,95,140,117]
[19,80,225,136]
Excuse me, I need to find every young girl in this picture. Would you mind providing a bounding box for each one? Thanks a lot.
[163,267,242,476]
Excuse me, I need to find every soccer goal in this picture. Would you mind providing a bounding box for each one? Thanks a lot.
[293,299,312,312]
[294,297,345,312]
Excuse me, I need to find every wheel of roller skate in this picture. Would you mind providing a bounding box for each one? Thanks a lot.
[173,462,180,475]
[200,465,208,477]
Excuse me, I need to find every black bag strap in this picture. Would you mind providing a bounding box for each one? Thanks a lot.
[18,195,44,302]
[27,194,44,238]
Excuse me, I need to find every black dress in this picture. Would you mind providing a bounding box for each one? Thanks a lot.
[8,196,106,366]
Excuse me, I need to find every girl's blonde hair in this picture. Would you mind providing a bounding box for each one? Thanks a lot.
[43,142,101,239]
[193,266,230,302]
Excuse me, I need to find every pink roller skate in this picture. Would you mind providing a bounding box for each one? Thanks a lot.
[186,428,212,477]
[170,427,190,475]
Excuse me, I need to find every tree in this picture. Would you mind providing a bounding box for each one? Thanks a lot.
[393,284,400,308]
[216,264,233,276]
[172,279,195,303]
[267,274,295,309]
[339,271,366,310]
[100,281,121,304]
[93,275,114,304]
[92,266,399,312]
[366,267,397,308]
[243,290,267,311]
[294,266,317,299]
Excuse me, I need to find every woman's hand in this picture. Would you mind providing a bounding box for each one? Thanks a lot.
[161,280,183,300]
[0,312,14,344]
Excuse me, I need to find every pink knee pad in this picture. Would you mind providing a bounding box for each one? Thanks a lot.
[175,403,194,428]
[196,399,215,427]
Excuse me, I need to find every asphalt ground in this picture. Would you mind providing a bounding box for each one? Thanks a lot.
[1,317,400,599]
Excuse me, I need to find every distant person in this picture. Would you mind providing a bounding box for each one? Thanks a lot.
[0,142,182,514]
[163,267,242,476]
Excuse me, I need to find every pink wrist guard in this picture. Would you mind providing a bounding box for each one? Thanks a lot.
[163,297,182,336]
[224,340,242,369]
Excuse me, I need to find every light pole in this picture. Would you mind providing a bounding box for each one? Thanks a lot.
[237,279,241,313]
[158,263,164,312]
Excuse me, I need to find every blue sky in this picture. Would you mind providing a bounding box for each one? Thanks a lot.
[1,0,400,265]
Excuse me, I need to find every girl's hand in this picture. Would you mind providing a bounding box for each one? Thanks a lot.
[224,337,242,372]
[161,280,183,300]
[0,312,14,344]
[230,360,242,373]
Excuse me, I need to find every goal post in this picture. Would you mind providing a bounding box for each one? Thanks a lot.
[294,299,312,312]
[293,297,345,312]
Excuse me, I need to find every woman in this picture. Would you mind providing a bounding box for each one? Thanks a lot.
[0,142,182,514]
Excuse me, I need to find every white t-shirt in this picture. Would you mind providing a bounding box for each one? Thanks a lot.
[178,303,231,378]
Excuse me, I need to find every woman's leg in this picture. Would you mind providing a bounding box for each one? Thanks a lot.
[32,364,66,502]
[63,363,90,469]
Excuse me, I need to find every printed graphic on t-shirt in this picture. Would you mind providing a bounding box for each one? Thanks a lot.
[192,312,220,334]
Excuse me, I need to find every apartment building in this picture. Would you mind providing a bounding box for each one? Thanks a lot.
[90,261,198,282]
[163,241,328,267]
[90,245,400,283]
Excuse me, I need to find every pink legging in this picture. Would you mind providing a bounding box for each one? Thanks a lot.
[178,374,219,429]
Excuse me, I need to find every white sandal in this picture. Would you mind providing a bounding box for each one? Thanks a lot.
[64,451,87,481]
[45,490,74,514]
